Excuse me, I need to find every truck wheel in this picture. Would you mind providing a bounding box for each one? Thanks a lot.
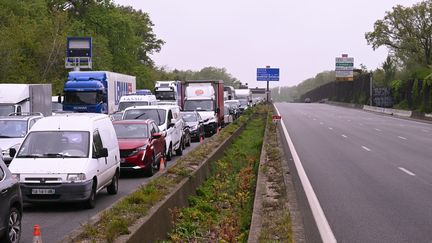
[166,144,172,161]
[107,172,119,195]
[176,140,183,156]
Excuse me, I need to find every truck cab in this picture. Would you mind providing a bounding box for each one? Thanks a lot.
[154,81,182,107]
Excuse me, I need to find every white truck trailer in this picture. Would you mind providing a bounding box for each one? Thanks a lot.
[0,84,52,117]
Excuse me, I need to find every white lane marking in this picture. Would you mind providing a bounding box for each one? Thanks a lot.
[328,127,333,130]
[398,136,407,140]
[362,146,371,152]
[275,105,337,243]
[341,134,347,138]
[422,129,429,133]
[320,122,324,125]
[375,128,381,132]
[398,167,416,176]
[313,118,317,121]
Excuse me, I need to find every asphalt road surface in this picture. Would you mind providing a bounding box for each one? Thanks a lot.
[275,103,432,243]
[20,142,199,243]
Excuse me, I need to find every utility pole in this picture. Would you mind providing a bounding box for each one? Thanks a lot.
[266,65,270,103]
[369,72,373,106]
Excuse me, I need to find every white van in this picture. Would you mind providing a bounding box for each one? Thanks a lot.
[8,113,120,208]
[122,105,183,161]
[118,94,158,112]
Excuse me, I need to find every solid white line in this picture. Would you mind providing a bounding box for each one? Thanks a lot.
[422,129,429,133]
[328,127,333,130]
[398,167,416,176]
[341,134,347,138]
[398,136,407,140]
[275,105,337,243]
[362,146,371,152]
[320,122,324,125]
[375,128,381,132]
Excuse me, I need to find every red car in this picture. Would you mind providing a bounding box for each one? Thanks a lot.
[113,119,165,176]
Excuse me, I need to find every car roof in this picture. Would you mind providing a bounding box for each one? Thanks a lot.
[124,104,179,111]
[112,119,153,125]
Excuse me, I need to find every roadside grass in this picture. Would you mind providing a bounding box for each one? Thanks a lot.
[73,106,262,243]
[258,114,293,242]
[166,107,267,242]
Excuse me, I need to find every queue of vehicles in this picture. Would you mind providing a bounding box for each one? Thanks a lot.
[0,73,258,243]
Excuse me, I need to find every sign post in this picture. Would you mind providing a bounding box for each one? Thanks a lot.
[257,66,279,102]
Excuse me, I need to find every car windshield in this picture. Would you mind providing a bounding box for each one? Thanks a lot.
[155,91,175,100]
[181,113,198,122]
[0,120,27,138]
[0,105,15,116]
[184,100,214,111]
[239,99,248,106]
[123,109,166,126]
[114,123,149,139]
[17,131,90,158]
[118,101,149,111]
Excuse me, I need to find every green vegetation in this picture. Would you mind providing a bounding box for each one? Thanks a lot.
[167,107,267,242]
[0,1,241,93]
[74,106,261,243]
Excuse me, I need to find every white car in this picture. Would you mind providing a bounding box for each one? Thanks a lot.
[8,113,120,208]
[123,105,184,161]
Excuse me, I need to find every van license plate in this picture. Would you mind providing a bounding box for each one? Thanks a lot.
[32,189,55,195]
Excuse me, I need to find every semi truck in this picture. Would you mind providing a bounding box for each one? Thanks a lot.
[182,80,224,136]
[154,81,182,107]
[63,71,136,114]
[0,84,52,117]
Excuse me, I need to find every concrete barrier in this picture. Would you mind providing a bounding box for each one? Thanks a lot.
[363,105,412,117]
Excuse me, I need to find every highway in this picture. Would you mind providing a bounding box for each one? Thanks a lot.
[275,103,432,243]
[20,142,199,243]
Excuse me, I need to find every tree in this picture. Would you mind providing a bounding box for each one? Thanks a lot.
[365,1,432,67]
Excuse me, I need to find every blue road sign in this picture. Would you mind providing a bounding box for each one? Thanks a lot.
[257,68,279,81]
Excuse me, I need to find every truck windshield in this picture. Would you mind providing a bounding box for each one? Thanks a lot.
[155,91,175,100]
[184,100,214,111]
[0,105,15,116]
[123,109,166,126]
[17,131,90,158]
[118,101,149,111]
[64,91,102,105]
[0,120,27,138]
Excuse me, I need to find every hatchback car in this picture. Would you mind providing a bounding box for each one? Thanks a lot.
[0,155,22,243]
[113,120,166,176]
[0,113,43,165]
[180,111,205,142]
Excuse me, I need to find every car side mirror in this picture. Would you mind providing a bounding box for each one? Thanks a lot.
[152,132,162,139]
[9,148,16,158]
[98,148,108,158]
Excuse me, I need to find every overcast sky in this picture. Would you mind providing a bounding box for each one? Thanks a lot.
[115,0,421,88]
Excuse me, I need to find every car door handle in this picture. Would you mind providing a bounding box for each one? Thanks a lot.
[1,189,8,195]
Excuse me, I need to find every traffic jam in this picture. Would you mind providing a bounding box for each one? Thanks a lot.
[0,72,264,242]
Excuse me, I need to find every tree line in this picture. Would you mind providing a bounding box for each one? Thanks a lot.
[0,0,241,94]
[273,0,432,112]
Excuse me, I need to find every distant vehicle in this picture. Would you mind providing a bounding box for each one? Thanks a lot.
[109,111,124,122]
[0,113,44,165]
[180,111,205,142]
[156,101,178,106]
[225,100,241,119]
[304,98,311,103]
[182,80,224,136]
[136,89,152,95]
[118,94,157,112]
[0,84,52,117]
[154,81,182,107]
[224,86,235,100]
[52,96,63,114]
[113,120,165,176]
[9,113,120,209]
[0,156,22,243]
[234,89,252,111]
[123,105,184,161]
[224,104,233,126]
[63,71,136,114]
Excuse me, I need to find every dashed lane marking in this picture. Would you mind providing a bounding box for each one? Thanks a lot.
[398,167,415,176]
[362,146,371,152]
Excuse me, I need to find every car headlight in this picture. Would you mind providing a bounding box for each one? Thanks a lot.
[190,125,198,131]
[67,173,86,183]
[133,145,147,161]
[11,174,20,181]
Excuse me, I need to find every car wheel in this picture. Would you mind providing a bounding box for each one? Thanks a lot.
[84,180,97,209]
[166,144,172,161]
[107,172,119,195]
[1,207,21,243]
[186,134,191,147]
[145,154,157,176]
[181,137,186,150]
[176,139,183,156]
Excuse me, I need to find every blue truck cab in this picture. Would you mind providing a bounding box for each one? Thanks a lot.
[63,71,136,114]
